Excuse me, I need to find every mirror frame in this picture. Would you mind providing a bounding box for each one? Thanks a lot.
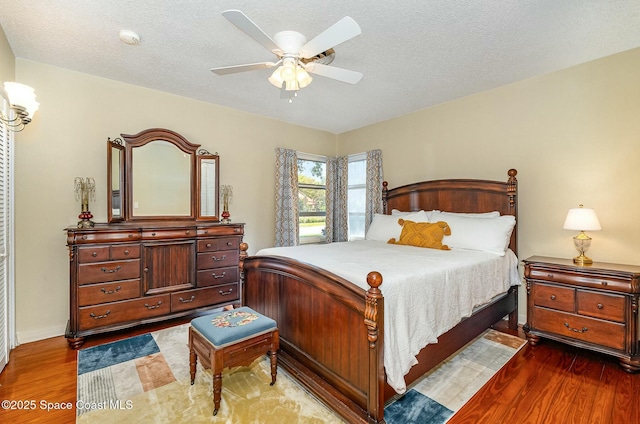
[196,151,220,221]
[107,128,220,222]
[107,138,126,223]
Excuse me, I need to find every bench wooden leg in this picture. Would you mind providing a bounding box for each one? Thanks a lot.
[269,350,277,386]
[189,348,197,385]
[212,349,223,415]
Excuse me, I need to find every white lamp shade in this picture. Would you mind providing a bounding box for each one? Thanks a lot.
[4,82,35,108]
[563,206,602,231]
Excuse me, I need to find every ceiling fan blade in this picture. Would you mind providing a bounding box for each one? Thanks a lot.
[299,16,361,59]
[222,10,280,53]
[211,62,276,75]
[305,63,363,84]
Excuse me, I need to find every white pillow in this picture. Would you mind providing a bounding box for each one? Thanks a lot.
[434,214,516,255]
[391,209,422,216]
[365,211,430,241]
[433,211,500,219]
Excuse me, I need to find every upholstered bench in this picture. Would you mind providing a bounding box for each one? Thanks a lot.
[189,306,279,415]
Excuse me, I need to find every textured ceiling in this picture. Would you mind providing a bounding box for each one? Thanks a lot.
[1,1,639,134]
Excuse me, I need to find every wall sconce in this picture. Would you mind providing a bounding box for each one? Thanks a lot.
[220,185,233,224]
[563,204,602,265]
[0,82,39,132]
[74,177,96,228]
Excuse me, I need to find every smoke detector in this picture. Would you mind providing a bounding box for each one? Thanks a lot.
[119,30,140,45]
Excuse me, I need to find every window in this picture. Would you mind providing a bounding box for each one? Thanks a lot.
[347,154,366,240]
[297,154,326,244]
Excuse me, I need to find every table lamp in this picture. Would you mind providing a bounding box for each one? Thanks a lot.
[563,204,601,265]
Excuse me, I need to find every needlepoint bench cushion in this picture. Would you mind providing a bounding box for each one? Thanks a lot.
[190,306,277,347]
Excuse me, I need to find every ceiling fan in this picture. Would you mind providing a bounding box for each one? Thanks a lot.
[211,10,363,101]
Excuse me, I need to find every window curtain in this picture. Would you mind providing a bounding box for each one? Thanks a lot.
[274,148,299,247]
[325,155,349,242]
[365,149,384,233]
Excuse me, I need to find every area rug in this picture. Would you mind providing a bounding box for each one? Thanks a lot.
[77,324,525,423]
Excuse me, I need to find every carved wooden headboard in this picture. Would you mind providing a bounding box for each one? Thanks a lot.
[382,169,518,255]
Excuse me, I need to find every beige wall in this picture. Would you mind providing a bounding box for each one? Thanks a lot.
[0,27,14,83]
[13,59,336,342]
[338,48,640,322]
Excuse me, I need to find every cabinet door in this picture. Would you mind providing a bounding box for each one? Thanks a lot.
[142,240,196,295]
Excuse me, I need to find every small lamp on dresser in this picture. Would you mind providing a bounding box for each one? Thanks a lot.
[563,204,601,265]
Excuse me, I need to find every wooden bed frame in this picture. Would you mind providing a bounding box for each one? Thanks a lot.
[241,169,519,424]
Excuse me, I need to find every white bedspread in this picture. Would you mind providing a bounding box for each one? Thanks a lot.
[256,240,520,394]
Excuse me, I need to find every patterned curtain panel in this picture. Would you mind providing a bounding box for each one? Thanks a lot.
[365,149,384,233]
[326,156,349,242]
[274,148,299,247]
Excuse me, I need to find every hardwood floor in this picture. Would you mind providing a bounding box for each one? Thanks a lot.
[0,316,193,423]
[450,332,640,424]
[1,319,638,423]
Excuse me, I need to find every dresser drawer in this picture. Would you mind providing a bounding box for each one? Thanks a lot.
[197,267,239,287]
[197,237,240,252]
[532,306,625,351]
[78,246,110,263]
[576,290,626,323]
[72,230,141,244]
[142,228,197,240]
[528,268,632,292]
[170,285,238,312]
[78,279,141,307]
[196,250,239,270]
[78,259,141,285]
[111,244,140,260]
[78,294,170,330]
[197,226,244,237]
[532,283,575,312]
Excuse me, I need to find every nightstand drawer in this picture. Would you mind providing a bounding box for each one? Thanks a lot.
[577,290,625,323]
[532,283,574,312]
[533,307,625,351]
[529,268,631,292]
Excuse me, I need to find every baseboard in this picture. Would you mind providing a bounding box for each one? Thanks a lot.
[17,324,66,345]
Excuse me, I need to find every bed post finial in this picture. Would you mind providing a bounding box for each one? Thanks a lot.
[507,169,517,208]
[382,182,388,214]
[364,271,383,347]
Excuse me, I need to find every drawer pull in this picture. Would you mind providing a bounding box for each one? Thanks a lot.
[547,273,554,278]
[151,232,156,237]
[227,241,233,246]
[601,281,608,286]
[204,230,209,234]
[90,310,111,320]
[550,295,556,300]
[219,288,234,296]
[124,250,130,255]
[212,271,227,279]
[179,296,196,303]
[564,322,588,333]
[144,301,163,310]
[185,230,190,235]
[92,252,98,257]
[101,286,121,295]
[100,265,122,274]
[128,233,134,238]
[206,243,212,248]
[212,255,227,262]
[597,303,604,309]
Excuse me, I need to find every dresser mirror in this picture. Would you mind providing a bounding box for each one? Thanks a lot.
[107,138,125,223]
[107,128,219,222]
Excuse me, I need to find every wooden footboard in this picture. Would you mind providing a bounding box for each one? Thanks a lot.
[243,255,385,424]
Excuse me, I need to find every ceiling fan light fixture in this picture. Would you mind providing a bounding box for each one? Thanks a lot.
[296,67,312,88]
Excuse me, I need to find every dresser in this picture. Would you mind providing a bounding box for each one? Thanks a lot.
[66,222,245,348]
[523,256,640,372]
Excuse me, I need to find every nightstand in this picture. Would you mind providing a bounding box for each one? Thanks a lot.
[523,255,640,372]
